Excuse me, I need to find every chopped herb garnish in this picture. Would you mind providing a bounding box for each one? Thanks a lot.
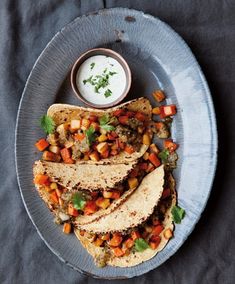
[99,114,115,131]
[158,149,170,163]
[83,75,93,85]
[82,69,117,97]
[109,71,117,76]
[134,238,149,252]
[171,205,185,224]
[85,126,96,146]
[40,115,55,134]
[104,89,112,98]
[72,192,86,210]
[90,62,95,70]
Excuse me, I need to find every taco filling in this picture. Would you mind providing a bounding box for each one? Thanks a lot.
[33,156,163,225]
[75,172,176,267]
[35,98,155,164]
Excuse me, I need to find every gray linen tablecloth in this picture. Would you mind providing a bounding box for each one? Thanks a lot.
[1,0,234,283]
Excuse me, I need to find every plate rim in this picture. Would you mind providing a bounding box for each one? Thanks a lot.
[15,7,218,279]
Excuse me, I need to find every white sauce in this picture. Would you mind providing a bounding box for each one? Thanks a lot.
[76,55,127,105]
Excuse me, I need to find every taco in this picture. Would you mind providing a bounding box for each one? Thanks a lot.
[33,157,159,226]
[74,170,176,267]
[38,97,152,165]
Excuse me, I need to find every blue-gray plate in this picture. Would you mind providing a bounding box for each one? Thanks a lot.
[15,8,217,279]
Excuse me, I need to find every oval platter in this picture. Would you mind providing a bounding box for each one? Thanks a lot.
[15,8,217,279]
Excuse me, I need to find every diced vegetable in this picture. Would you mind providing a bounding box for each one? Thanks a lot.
[148,153,161,168]
[49,191,59,204]
[131,230,141,241]
[149,235,161,250]
[35,138,49,151]
[101,233,110,241]
[101,149,110,158]
[68,204,79,217]
[152,107,161,115]
[81,118,91,130]
[96,197,110,209]
[109,233,123,247]
[63,223,72,234]
[160,105,177,118]
[110,190,121,199]
[98,134,107,142]
[49,145,60,154]
[94,237,104,247]
[149,144,159,154]
[58,212,70,222]
[145,225,153,233]
[113,109,124,117]
[112,247,125,257]
[74,133,85,141]
[164,228,173,239]
[103,191,113,199]
[118,116,129,125]
[128,177,138,189]
[47,133,58,146]
[162,188,171,199]
[44,186,53,193]
[135,112,146,122]
[152,225,164,236]
[84,201,98,215]
[164,139,178,152]
[60,148,71,161]
[96,142,109,154]
[70,119,81,130]
[152,90,166,102]
[42,151,61,162]
[123,238,134,249]
[155,122,170,139]
[143,133,151,146]
[34,174,49,185]
[124,145,134,154]
[89,151,100,162]
[49,183,57,190]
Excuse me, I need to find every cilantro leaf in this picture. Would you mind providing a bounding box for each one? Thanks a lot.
[72,192,86,210]
[85,126,96,146]
[104,89,112,98]
[90,62,95,70]
[83,75,93,85]
[171,205,185,224]
[99,114,115,131]
[134,238,149,252]
[40,115,55,134]
[99,114,110,125]
[158,149,170,163]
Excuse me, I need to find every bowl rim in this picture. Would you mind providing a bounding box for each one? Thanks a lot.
[70,47,132,109]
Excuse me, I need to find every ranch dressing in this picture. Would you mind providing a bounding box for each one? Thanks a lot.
[76,55,127,105]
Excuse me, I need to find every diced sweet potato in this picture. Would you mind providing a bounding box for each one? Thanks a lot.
[84,201,98,215]
[42,151,61,162]
[89,151,100,162]
[34,174,49,185]
[143,133,151,146]
[109,233,123,247]
[128,177,138,189]
[164,228,173,239]
[63,222,72,234]
[95,197,110,209]
[148,153,161,168]
[35,138,49,151]
[152,90,166,102]
[112,247,125,257]
[96,142,109,154]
